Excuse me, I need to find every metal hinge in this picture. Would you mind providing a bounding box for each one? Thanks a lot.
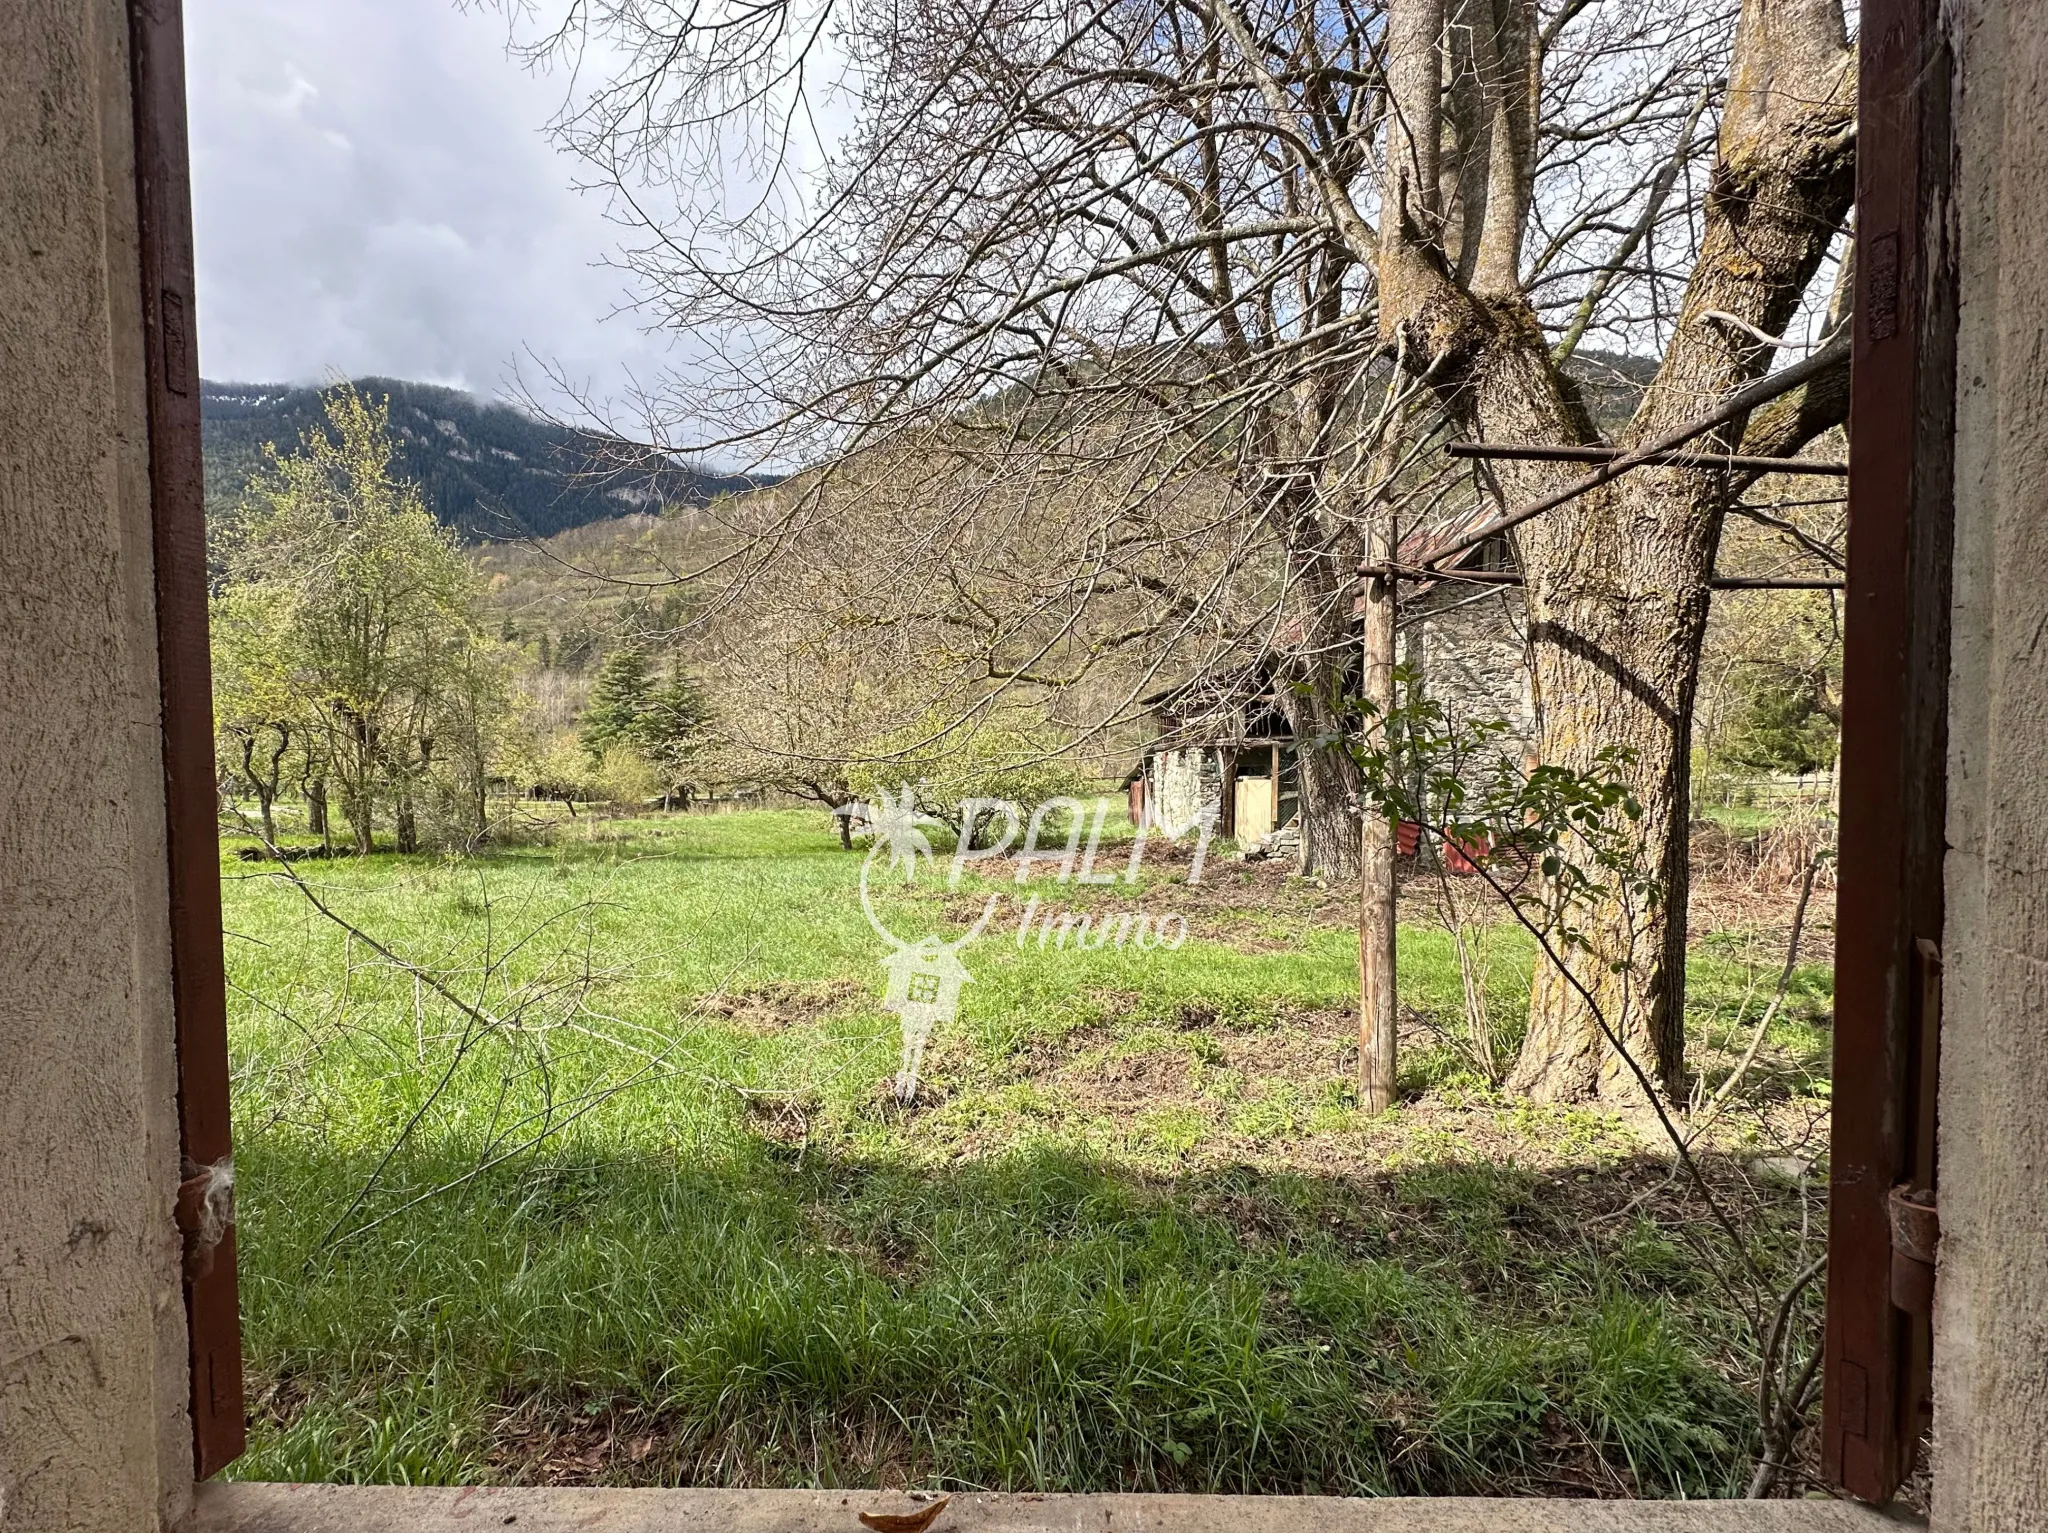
[1888,1183,1939,1316]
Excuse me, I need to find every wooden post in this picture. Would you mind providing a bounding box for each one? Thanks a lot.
[1823,0,1956,1497]
[1218,746,1239,840]
[1359,544,1399,1113]
[130,0,247,1476]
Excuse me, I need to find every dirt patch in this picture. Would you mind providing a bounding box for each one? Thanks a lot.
[484,1395,924,1488]
[863,1073,949,1117]
[701,978,865,1034]
[487,1398,664,1484]
[994,1002,1655,1178]
[987,998,1828,1182]
[742,1089,818,1150]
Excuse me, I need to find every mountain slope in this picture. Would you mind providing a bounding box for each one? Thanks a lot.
[201,377,766,542]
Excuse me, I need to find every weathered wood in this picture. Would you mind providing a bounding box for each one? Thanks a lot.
[1822,0,1957,1500]
[129,0,246,1478]
[1358,554,1398,1114]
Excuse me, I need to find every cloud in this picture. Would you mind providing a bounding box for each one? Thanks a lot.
[187,0,682,414]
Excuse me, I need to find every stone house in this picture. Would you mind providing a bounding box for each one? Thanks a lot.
[1130,521,1537,848]
[1126,660,1299,843]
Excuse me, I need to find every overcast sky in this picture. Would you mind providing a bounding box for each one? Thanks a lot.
[187,1,678,412]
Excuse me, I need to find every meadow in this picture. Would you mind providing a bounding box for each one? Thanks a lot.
[219,806,1835,1497]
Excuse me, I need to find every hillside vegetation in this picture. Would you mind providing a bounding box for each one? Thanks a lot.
[202,377,766,542]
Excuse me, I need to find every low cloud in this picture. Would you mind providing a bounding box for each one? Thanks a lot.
[188,1,684,414]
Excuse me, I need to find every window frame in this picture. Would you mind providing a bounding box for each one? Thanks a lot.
[135,0,1955,1503]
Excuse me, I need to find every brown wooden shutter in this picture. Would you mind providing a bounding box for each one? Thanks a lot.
[130,0,247,1479]
[1824,0,1956,1502]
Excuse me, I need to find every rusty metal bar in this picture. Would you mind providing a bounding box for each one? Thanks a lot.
[1358,565,1843,590]
[1447,441,1848,476]
[129,0,246,1478]
[1822,0,1957,1501]
[1708,577,1847,590]
[1417,335,1850,571]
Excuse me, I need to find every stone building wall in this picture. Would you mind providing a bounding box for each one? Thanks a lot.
[1148,746,1224,833]
[1403,584,1538,763]
[1932,1,2048,1522]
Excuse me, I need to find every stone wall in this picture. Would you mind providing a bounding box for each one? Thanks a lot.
[1148,747,1223,834]
[1404,584,1538,761]
[0,3,194,1528]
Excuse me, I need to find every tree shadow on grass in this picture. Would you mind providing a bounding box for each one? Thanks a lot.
[231,1136,1808,1500]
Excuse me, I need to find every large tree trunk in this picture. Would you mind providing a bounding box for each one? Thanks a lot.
[343,790,374,856]
[1506,483,1707,1100]
[1373,0,1854,1101]
[1286,662,1362,879]
[336,709,378,856]
[1272,470,1366,879]
[1277,554,1363,879]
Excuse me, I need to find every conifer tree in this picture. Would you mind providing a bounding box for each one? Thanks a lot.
[580,645,654,761]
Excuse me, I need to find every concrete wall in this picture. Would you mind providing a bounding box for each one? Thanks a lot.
[0,3,195,1529]
[1932,2,2048,1526]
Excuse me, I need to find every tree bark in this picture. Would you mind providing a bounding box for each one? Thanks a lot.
[337,708,377,856]
[1283,646,1363,879]
[343,790,374,856]
[1273,470,1366,880]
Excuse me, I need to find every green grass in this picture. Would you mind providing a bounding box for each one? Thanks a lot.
[220,808,1820,1497]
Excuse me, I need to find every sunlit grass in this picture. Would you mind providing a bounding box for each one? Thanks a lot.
[221,808,1817,1496]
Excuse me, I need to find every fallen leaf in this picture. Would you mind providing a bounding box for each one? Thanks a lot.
[857,1494,951,1533]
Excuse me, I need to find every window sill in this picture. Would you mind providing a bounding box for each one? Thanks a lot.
[193,1482,1918,1533]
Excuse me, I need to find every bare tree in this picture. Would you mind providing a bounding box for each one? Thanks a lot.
[492,0,1848,1097]
[1370,0,1853,1099]
[687,447,1160,824]
[492,0,1487,879]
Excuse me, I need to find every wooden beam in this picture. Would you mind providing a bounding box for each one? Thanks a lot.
[130,0,246,1479]
[1822,0,1957,1501]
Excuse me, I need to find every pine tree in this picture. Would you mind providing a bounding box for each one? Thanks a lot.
[640,666,709,803]
[580,645,654,761]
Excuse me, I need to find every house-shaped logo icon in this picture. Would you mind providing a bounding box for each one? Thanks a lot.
[881,936,974,1028]
[879,936,974,1101]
